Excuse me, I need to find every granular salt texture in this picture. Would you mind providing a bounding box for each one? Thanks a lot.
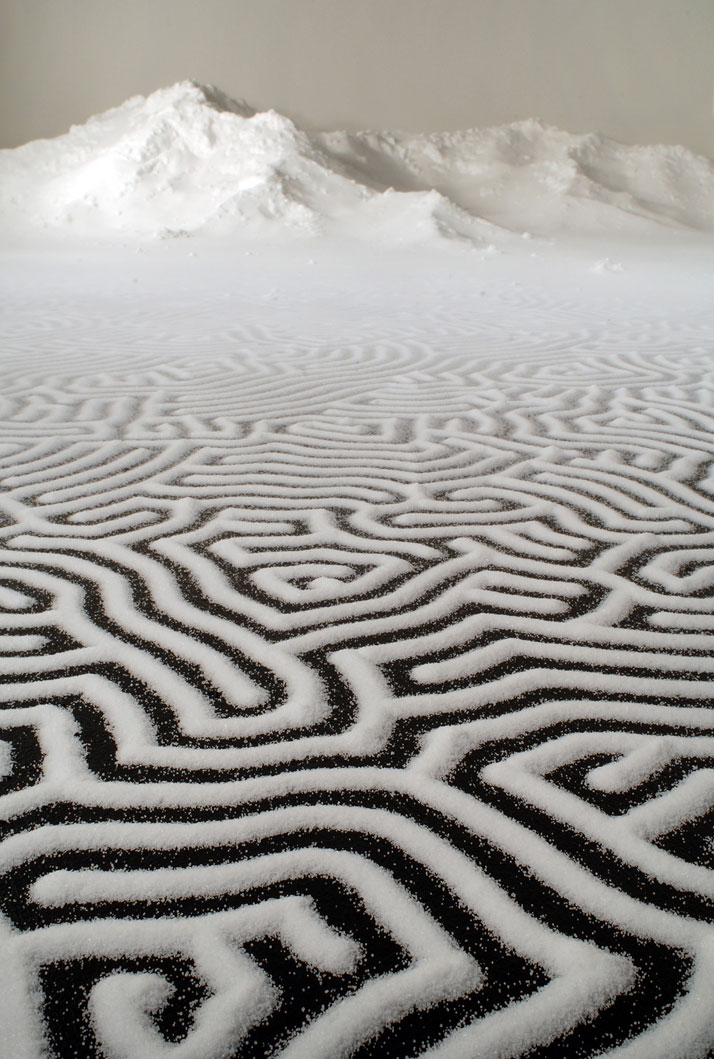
[2,80,713,242]
[2,96,714,1057]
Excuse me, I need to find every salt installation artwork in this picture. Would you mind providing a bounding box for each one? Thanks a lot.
[1,80,714,1059]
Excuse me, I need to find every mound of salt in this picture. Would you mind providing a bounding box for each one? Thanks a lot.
[1,80,712,242]
[322,118,714,234]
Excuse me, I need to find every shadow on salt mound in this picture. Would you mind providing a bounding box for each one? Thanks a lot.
[326,189,505,247]
[322,117,714,236]
[2,80,713,243]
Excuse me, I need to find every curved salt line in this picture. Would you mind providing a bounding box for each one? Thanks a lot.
[3,262,714,1057]
[0,562,323,736]
[23,850,479,1059]
[23,808,631,1053]
[480,734,714,897]
[9,792,709,961]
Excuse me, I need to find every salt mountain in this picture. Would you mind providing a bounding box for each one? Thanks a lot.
[1,80,713,242]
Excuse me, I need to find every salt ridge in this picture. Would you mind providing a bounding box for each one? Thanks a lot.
[1,80,713,241]
[2,244,714,1055]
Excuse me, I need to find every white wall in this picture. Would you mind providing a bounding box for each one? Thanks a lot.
[1,0,712,154]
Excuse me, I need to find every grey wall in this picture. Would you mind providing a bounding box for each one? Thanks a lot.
[1,0,713,154]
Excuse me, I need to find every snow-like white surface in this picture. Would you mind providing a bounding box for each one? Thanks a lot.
[1,81,713,242]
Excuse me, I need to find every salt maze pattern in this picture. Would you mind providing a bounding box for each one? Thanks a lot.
[2,288,714,1059]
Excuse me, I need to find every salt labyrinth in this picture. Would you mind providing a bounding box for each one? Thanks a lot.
[2,84,714,1059]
